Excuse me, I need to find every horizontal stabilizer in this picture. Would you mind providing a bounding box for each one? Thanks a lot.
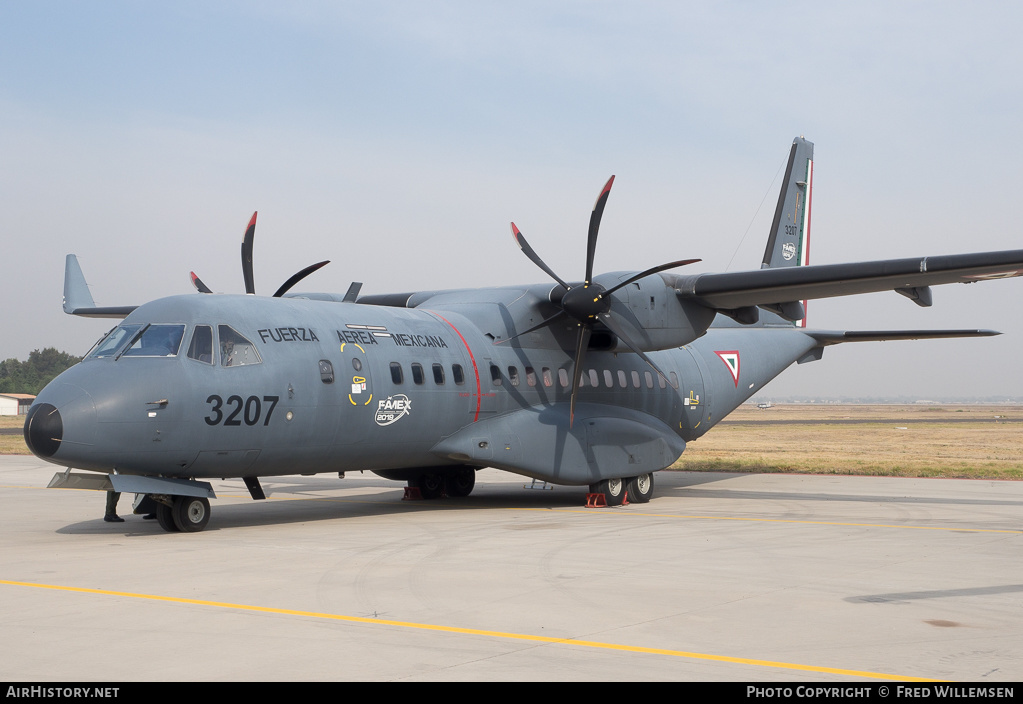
[62,254,137,318]
[677,249,1023,311]
[809,329,1000,346]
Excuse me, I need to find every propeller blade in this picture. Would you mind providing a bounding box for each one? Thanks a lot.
[511,223,570,289]
[597,312,671,386]
[495,310,567,344]
[272,260,330,298]
[601,258,702,298]
[585,176,615,284]
[241,211,257,295]
[190,272,213,294]
[568,324,591,428]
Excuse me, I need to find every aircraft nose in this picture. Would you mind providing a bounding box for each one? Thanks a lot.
[24,403,62,458]
[24,382,97,464]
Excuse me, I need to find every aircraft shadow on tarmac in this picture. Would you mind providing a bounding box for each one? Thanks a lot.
[51,470,1023,534]
[54,479,596,534]
[846,584,1023,604]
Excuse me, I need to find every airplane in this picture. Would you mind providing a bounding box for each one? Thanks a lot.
[24,137,1023,532]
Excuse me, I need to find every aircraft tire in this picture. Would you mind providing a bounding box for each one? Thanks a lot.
[172,496,211,532]
[626,473,654,503]
[411,474,445,500]
[445,469,476,498]
[590,478,626,506]
[156,503,179,532]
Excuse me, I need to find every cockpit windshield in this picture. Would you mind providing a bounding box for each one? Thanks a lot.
[88,324,185,359]
[121,324,185,357]
[89,325,142,358]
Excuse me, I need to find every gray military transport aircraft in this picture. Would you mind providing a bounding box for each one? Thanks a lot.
[25,138,1023,532]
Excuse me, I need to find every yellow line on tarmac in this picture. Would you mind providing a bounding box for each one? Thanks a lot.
[532,508,1023,534]
[1,579,937,682]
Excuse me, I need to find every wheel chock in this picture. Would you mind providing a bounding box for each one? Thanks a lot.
[403,486,424,501]
[584,491,629,508]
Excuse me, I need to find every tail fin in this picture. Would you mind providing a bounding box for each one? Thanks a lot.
[761,137,814,326]
[62,254,136,318]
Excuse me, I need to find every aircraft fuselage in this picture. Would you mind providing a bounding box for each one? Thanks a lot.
[26,291,816,486]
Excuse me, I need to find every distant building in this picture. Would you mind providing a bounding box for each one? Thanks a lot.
[0,394,35,415]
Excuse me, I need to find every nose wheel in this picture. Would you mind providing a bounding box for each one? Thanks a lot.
[154,496,212,532]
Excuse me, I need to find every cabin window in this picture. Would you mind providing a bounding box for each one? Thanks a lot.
[432,363,445,384]
[122,324,186,358]
[558,368,569,387]
[452,364,465,385]
[411,363,425,385]
[631,371,641,388]
[617,370,628,388]
[541,368,552,387]
[219,326,261,367]
[588,369,599,387]
[644,371,654,389]
[490,364,502,386]
[187,325,214,365]
[670,372,679,389]
[508,366,520,386]
[390,362,404,384]
[603,370,614,388]
[525,367,537,387]
[658,372,667,389]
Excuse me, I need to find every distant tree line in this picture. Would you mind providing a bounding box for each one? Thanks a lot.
[0,348,81,395]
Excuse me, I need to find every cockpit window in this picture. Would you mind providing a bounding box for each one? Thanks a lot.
[121,324,186,357]
[89,325,142,358]
[187,325,214,365]
[219,325,261,367]
[84,326,118,358]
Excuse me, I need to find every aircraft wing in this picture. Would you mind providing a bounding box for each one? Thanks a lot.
[675,249,1023,311]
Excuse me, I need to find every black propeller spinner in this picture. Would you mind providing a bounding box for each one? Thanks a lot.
[506,176,701,426]
[190,212,330,298]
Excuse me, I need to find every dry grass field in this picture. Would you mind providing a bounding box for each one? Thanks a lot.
[0,415,28,454]
[5,405,1022,479]
[674,404,1023,479]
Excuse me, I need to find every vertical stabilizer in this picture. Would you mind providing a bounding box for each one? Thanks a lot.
[761,137,814,325]
[63,254,97,313]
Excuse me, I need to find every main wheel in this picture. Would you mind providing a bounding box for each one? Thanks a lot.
[410,474,445,499]
[590,477,626,506]
[171,496,211,532]
[627,473,654,503]
[445,468,476,498]
[156,502,179,532]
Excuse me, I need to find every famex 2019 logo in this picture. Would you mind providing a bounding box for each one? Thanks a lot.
[375,394,411,426]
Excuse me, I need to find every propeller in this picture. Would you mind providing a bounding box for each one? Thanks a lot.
[504,176,701,426]
[190,211,330,297]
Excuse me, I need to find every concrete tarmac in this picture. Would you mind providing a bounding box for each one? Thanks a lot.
[1,455,1021,682]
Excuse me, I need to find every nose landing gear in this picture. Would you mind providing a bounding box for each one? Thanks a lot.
[153,495,211,532]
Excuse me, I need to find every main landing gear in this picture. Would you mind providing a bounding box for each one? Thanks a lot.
[406,467,477,500]
[588,473,654,506]
[153,495,211,532]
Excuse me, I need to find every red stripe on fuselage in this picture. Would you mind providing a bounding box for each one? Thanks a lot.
[427,312,482,422]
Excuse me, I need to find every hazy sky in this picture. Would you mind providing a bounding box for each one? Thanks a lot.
[2,2,1021,398]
